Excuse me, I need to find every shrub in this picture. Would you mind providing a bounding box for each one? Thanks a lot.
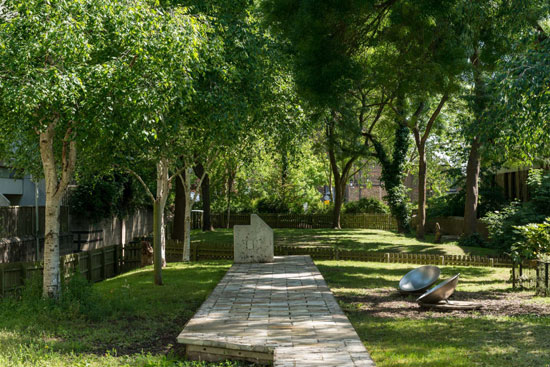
[484,169,550,251]
[458,232,486,248]
[255,197,290,213]
[427,192,464,219]
[344,198,390,214]
[510,219,550,263]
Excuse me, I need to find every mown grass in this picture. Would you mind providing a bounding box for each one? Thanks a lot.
[317,260,550,367]
[0,261,242,367]
[191,228,498,256]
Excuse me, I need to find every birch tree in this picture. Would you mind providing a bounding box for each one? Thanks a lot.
[0,0,174,297]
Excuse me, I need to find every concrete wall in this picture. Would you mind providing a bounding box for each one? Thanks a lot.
[234,214,274,263]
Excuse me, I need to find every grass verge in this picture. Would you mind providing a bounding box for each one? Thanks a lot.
[317,260,550,367]
[0,261,242,367]
[191,228,498,256]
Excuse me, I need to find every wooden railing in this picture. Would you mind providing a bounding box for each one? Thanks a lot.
[209,213,398,231]
[165,240,513,268]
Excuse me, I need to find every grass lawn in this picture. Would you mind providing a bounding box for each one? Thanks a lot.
[317,260,550,367]
[191,228,499,256]
[0,261,242,367]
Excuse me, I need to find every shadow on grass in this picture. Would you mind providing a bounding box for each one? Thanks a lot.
[0,261,231,360]
[349,313,550,367]
[318,263,500,290]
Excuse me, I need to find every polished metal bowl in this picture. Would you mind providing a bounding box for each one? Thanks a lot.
[417,274,460,304]
[399,266,441,294]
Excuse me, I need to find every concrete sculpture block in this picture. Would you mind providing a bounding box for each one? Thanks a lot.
[234,214,274,263]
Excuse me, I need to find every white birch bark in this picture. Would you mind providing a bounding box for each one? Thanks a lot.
[39,121,76,298]
[156,159,169,267]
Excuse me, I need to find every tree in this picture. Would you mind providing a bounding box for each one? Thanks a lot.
[263,0,467,233]
[458,1,545,236]
[489,27,550,159]
[0,0,178,296]
[109,9,208,281]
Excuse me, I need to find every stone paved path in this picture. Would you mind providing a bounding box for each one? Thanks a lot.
[177,256,375,366]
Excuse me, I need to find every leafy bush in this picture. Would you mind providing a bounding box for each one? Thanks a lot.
[427,193,464,219]
[69,172,139,223]
[484,169,550,251]
[510,220,550,263]
[255,197,290,213]
[427,185,507,220]
[458,232,487,248]
[344,198,390,214]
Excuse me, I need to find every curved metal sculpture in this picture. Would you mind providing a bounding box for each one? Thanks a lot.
[417,274,460,304]
[399,266,441,294]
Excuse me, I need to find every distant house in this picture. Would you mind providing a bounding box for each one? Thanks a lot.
[0,162,46,206]
[346,163,420,203]
[494,164,550,202]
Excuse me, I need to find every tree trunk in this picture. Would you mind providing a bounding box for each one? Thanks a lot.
[39,121,76,298]
[463,136,481,235]
[183,168,192,261]
[43,196,61,297]
[153,200,163,285]
[463,49,485,236]
[156,160,169,267]
[226,170,234,229]
[416,145,427,239]
[194,163,213,231]
[333,180,343,229]
[201,173,213,231]
[171,172,186,241]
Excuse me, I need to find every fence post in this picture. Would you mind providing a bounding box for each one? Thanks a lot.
[440,256,445,266]
[385,253,390,263]
[87,251,93,282]
[114,245,120,275]
[489,258,494,267]
[0,264,4,297]
[334,248,339,261]
[512,264,515,289]
[192,243,198,262]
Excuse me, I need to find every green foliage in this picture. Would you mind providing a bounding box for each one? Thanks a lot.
[344,198,389,215]
[14,272,109,322]
[427,193,465,219]
[256,197,290,214]
[372,124,412,232]
[484,169,550,251]
[69,173,148,223]
[427,184,507,220]
[510,219,550,263]
[458,232,486,248]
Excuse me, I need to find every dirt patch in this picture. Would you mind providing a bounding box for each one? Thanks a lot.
[337,288,550,319]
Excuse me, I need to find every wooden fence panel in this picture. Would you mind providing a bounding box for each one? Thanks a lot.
[207,213,397,230]
[0,240,146,297]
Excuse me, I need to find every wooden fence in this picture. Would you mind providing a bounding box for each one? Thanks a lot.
[511,260,550,296]
[209,213,398,231]
[165,240,513,268]
[0,239,142,297]
[0,206,69,238]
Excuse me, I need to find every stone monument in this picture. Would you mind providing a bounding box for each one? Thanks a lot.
[234,214,274,263]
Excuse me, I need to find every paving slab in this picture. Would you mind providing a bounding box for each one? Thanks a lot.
[177,255,375,366]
